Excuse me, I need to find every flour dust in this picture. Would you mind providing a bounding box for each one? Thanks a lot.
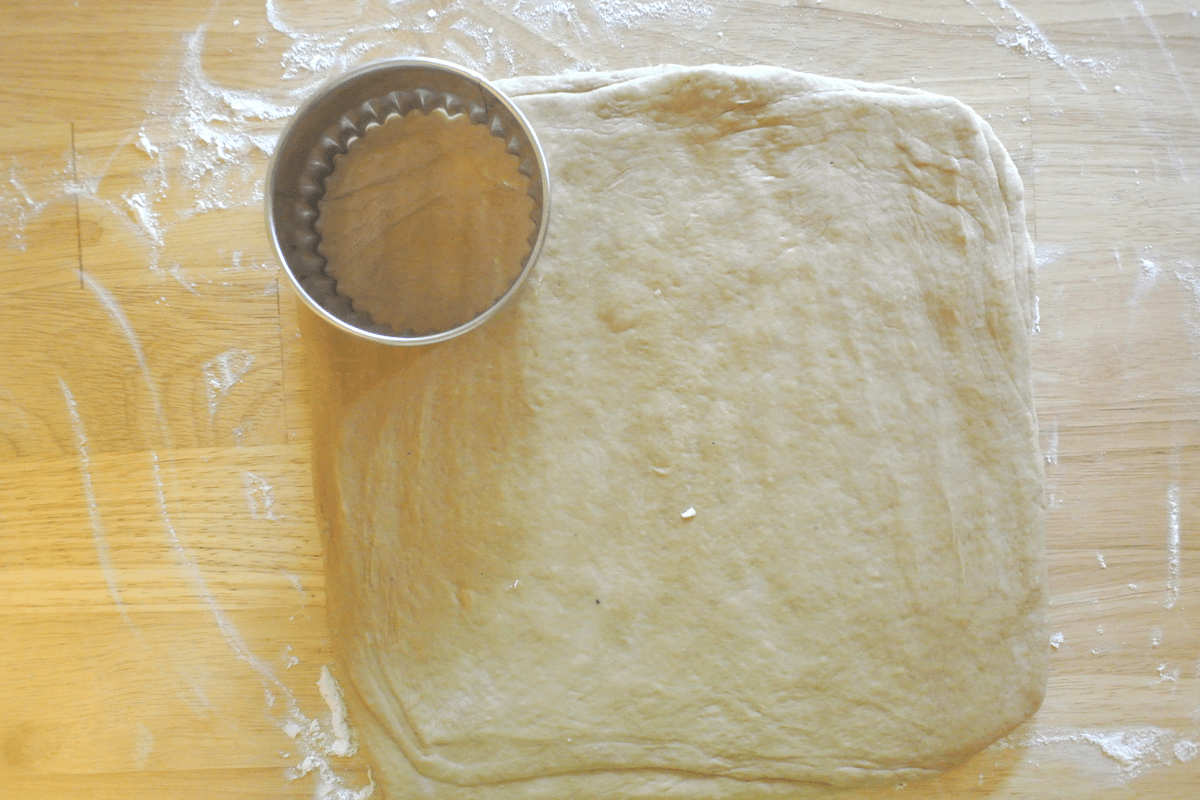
[1003,725,1197,783]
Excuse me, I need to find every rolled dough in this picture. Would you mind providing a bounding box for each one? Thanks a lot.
[313,64,1046,799]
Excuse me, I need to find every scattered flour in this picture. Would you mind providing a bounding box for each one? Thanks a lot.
[203,348,256,417]
[287,574,309,623]
[1131,251,1162,306]
[1166,484,1180,609]
[1126,248,1200,359]
[266,0,357,79]
[16,5,1189,799]
[1014,725,1190,781]
[509,0,588,35]
[1172,260,1200,353]
[243,471,280,521]
[1034,244,1065,271]
[449,16,508,71]
[58,377,125,610]
[122,191,164,250]
[318,666,357,758]
[282,665,370,798]
[171,27,294,213]
[167,262,200,294]
[591,0,713,30]
[136,130,160,157]
[2,163,53,252]
[83,273,371,795]
[1043,419,1058,465]
[284,643,301,670]
[963,0,1113,86]
[1129,0,1197,113]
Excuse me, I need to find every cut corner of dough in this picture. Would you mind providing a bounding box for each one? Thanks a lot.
[315,63,1047,800]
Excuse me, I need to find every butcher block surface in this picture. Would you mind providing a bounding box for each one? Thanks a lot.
[1,1,1198,798]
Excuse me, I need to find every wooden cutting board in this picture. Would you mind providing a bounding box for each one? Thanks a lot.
[1,1,1196,798]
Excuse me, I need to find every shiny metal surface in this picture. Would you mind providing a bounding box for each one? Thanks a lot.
[266,57,551,345]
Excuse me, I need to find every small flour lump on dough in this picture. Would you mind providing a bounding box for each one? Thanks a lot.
[315,107,535,335]
[315,65,1047,799]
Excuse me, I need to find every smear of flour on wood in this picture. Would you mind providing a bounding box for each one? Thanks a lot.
[284,666,371,798]
[1029,247,1065,337]
[85,273,368,796]
[962,0,1112,86]
[449,16,508,72]
[502,0,713,39]
[167,262,200,294]
[266,0,356,79]
[83,274,165,427]
[1034,244,1064,271]
[591,0,714,30]
[2,162,52,252]
[265,0,418,80]
[58,376,125,609]
[1007,725,1194,781]
[1043,419,1058,465]
[1166,484,1180,609]
[287,574,309,622]
[157,447,369,798]
[173,27,294,213]
[283,643,300,669]
[318,666,357,757]
[123,192,164,248]
[1129,0,1198,113]
[14,164,171,281]
[113,21,298,264]
[135,130,159,157]
[133,722,155,770]
[243,471,280,521]
[510,0,589,34]
[1125,249,1200,359]
[111,11,401,793]
[1157,662,1180,683]
[1172,260,1200,353]
[1130,250,1161,306]
[203,348,255,417]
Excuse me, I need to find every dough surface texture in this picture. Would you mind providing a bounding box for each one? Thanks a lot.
[315,64,1046,799]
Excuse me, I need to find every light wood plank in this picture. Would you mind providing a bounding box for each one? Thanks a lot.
[0,123,80,294]
[1,1,1198,797]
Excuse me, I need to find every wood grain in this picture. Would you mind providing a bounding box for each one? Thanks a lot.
[1,1,1197,798]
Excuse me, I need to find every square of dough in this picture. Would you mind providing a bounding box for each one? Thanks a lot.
[314,64,1046,799]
